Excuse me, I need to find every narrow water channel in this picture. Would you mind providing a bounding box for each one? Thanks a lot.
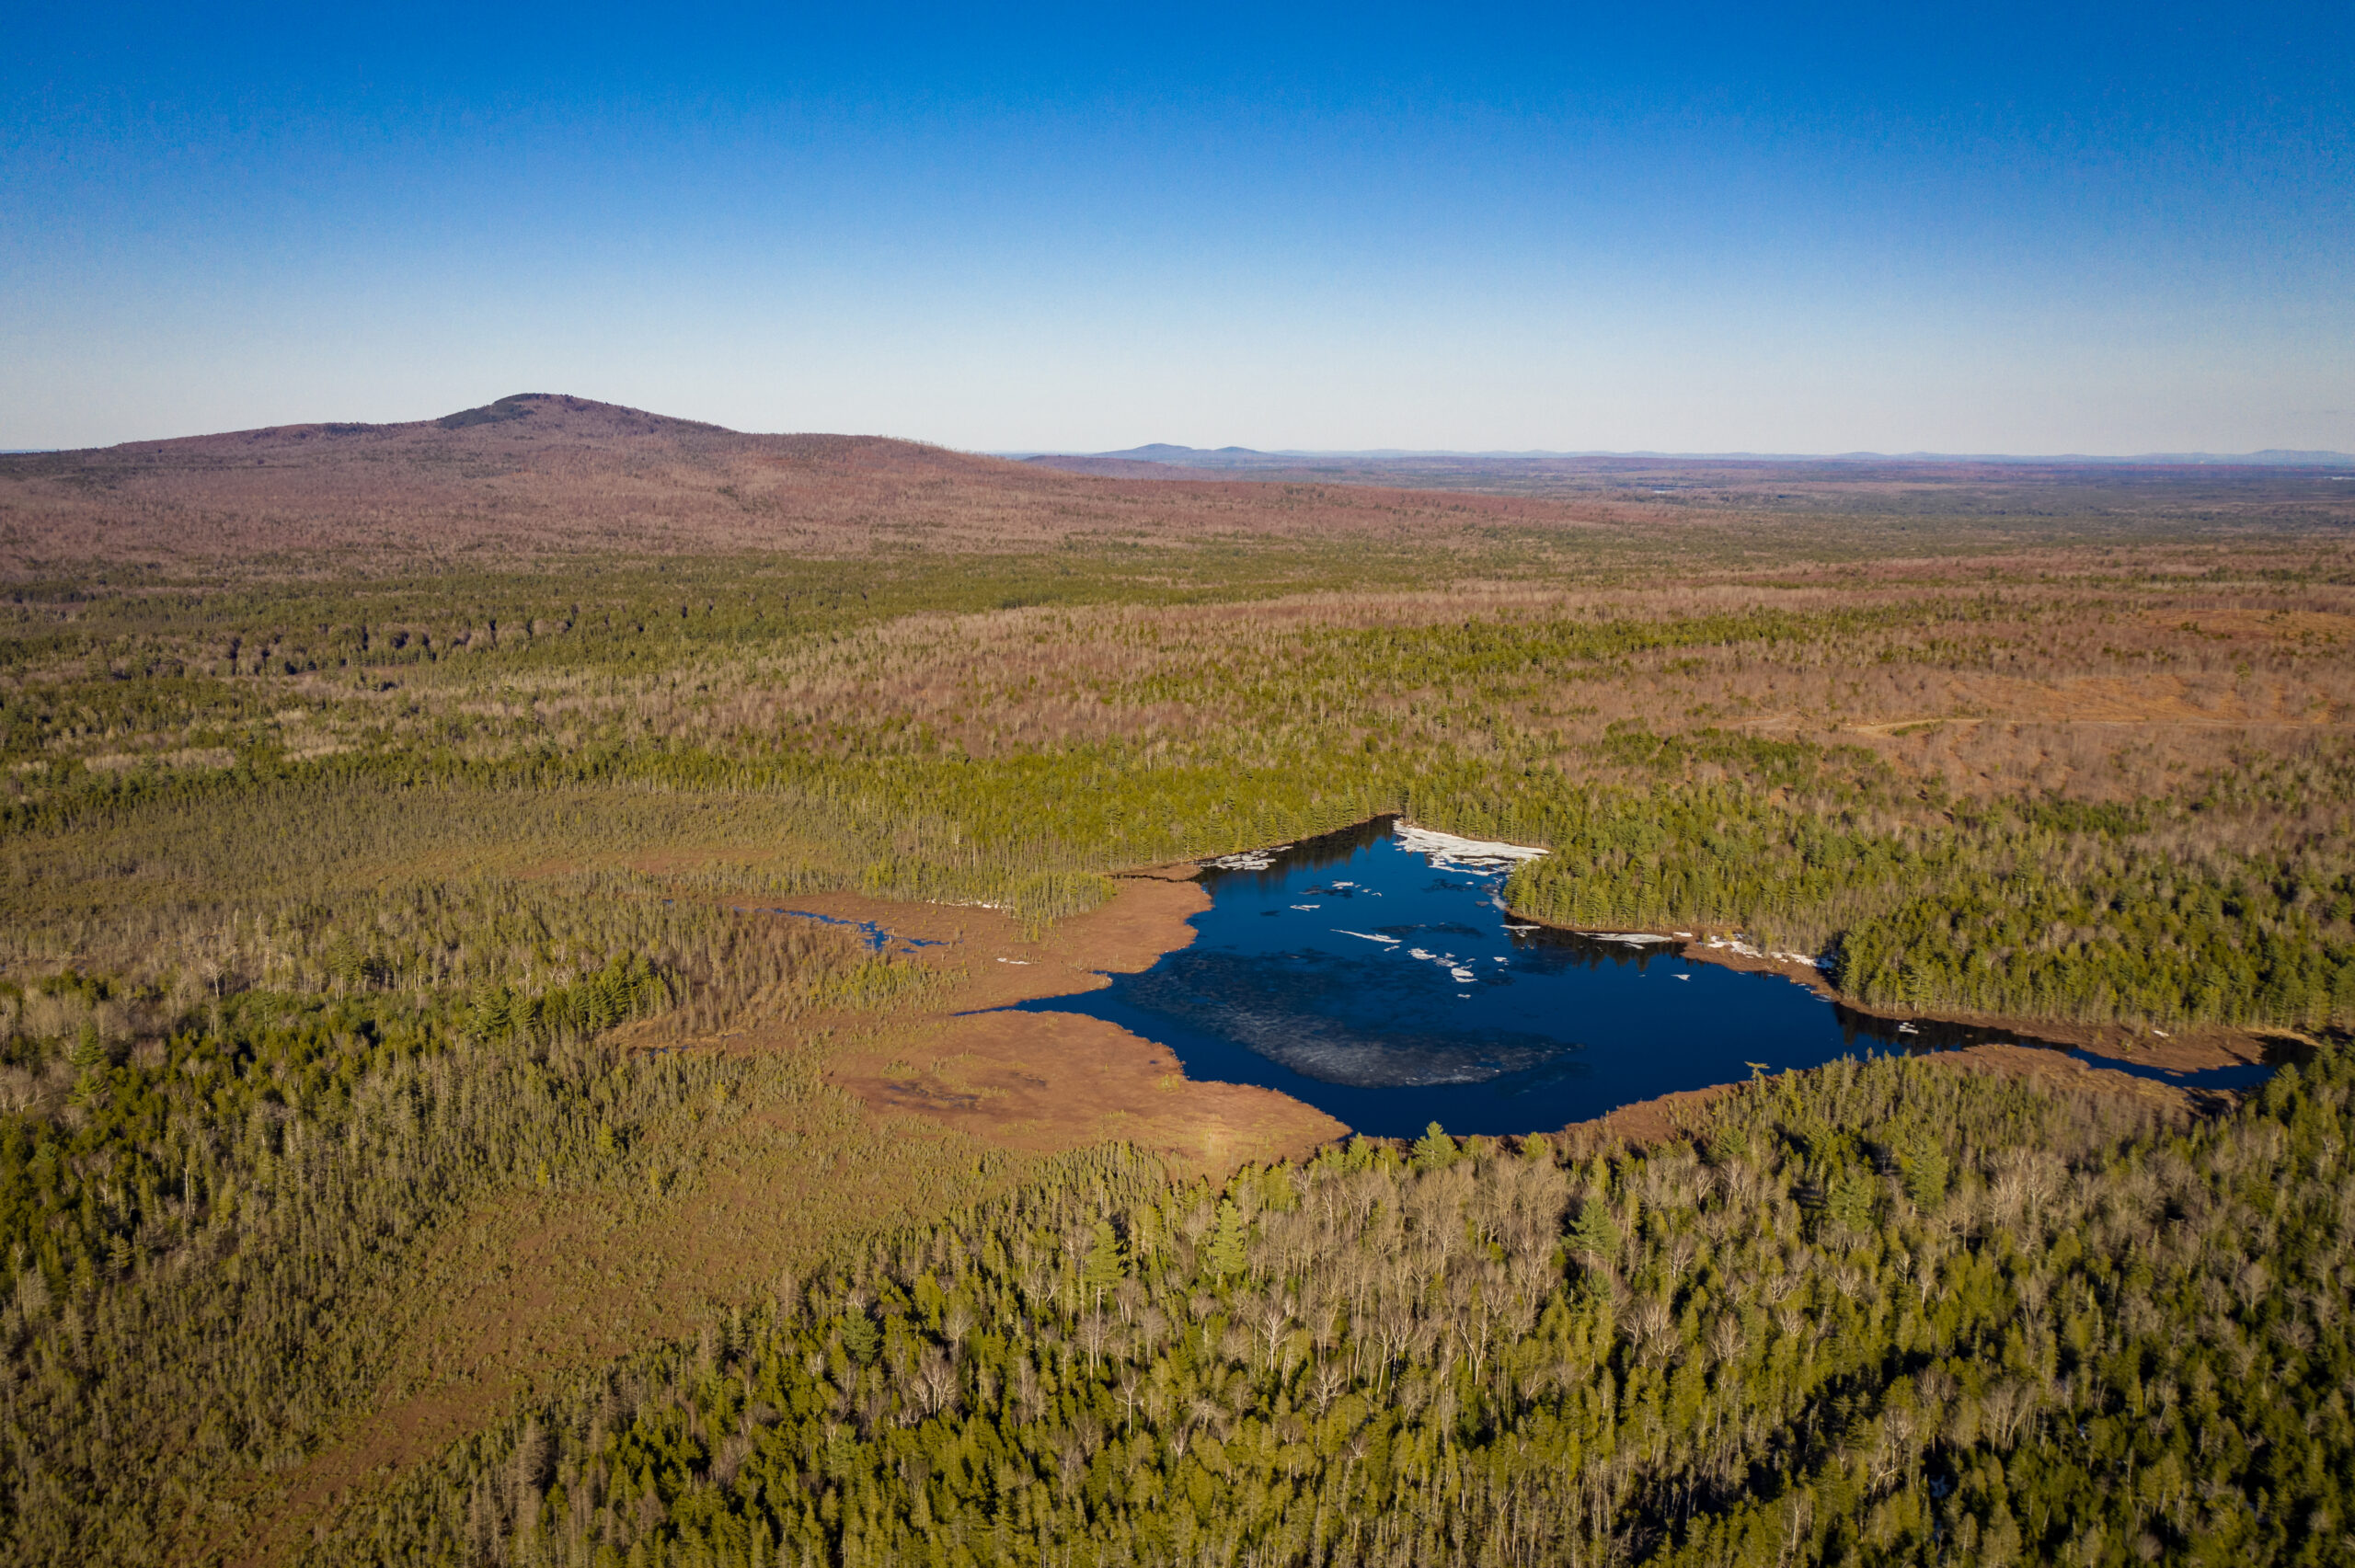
[1015,818,2275,1138]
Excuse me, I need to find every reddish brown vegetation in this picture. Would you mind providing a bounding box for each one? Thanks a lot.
[0,394,1633,570]
[758,876,1347,1176]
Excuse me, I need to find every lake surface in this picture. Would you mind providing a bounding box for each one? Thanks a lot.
[1014,818,2275,1138]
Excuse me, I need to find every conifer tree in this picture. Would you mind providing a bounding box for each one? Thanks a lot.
[1082,1218,1125,1308]
[1205,1196,1248,1282]
[1568,1195,1620,1268]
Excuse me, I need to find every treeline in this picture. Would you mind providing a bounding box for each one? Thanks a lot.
[1834,867,2355,1025]
[1,746,1399,949]
[1109,602,1953,720]
[12,717,2355,1031]
[306,1047,2354,1568]
[0,542,1442,728]
[1489,772,2355,1030]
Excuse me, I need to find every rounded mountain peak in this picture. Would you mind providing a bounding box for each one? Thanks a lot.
[432,394,729,437]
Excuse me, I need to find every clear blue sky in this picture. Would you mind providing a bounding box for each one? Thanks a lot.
[3,2,2347,452]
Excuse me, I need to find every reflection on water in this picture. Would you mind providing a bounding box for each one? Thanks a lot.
[1012,818,2279,1139]
[1120,950,1578,1088]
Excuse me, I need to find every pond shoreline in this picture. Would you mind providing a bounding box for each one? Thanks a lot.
[1499,906,2292,1080]
[763,816,2288,1158]
[1133,814,2291,1105]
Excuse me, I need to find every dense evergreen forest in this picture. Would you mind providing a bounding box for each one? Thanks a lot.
[307,1053,2355,1568]
[1,512,2350,1564]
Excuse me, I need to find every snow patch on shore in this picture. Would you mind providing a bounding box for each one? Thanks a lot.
[1393,822,1547,873]
[1696,934,1832,970]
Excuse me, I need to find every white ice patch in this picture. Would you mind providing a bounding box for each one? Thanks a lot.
[1698,933,1829,969]
[1597,933,1671,945]
[1392,822,1547,874]
[1398,944,1485,984]
[1290,904,1322,911]
[1202,846,1289,871]
[1335,930,1399,945]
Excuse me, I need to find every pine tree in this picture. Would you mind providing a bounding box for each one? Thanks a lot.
[1568,1196,1620,1268]
[1891,1123,1949,1209]
[1082,1219,1125,1308]
[1411,1121,1458,1172]
[840,1309,879,1366]
[1206,1197,1248,1282]
[1822,1167,1877,1237]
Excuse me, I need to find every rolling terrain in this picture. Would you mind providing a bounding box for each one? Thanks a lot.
[1023,444,2355,532]
[1,397,2350,1566]
[0,395,1638,573]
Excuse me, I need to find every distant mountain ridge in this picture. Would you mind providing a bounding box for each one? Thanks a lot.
[8,395,2349,573]
[0,394,1621,569]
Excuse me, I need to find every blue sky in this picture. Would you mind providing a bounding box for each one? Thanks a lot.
[3,3,2348,452]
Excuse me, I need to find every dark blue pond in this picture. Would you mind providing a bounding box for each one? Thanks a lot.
[1013,818,2277,1139]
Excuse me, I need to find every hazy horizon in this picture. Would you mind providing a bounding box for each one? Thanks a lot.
[1002,441,2355,463]
[9,395,2354,466]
